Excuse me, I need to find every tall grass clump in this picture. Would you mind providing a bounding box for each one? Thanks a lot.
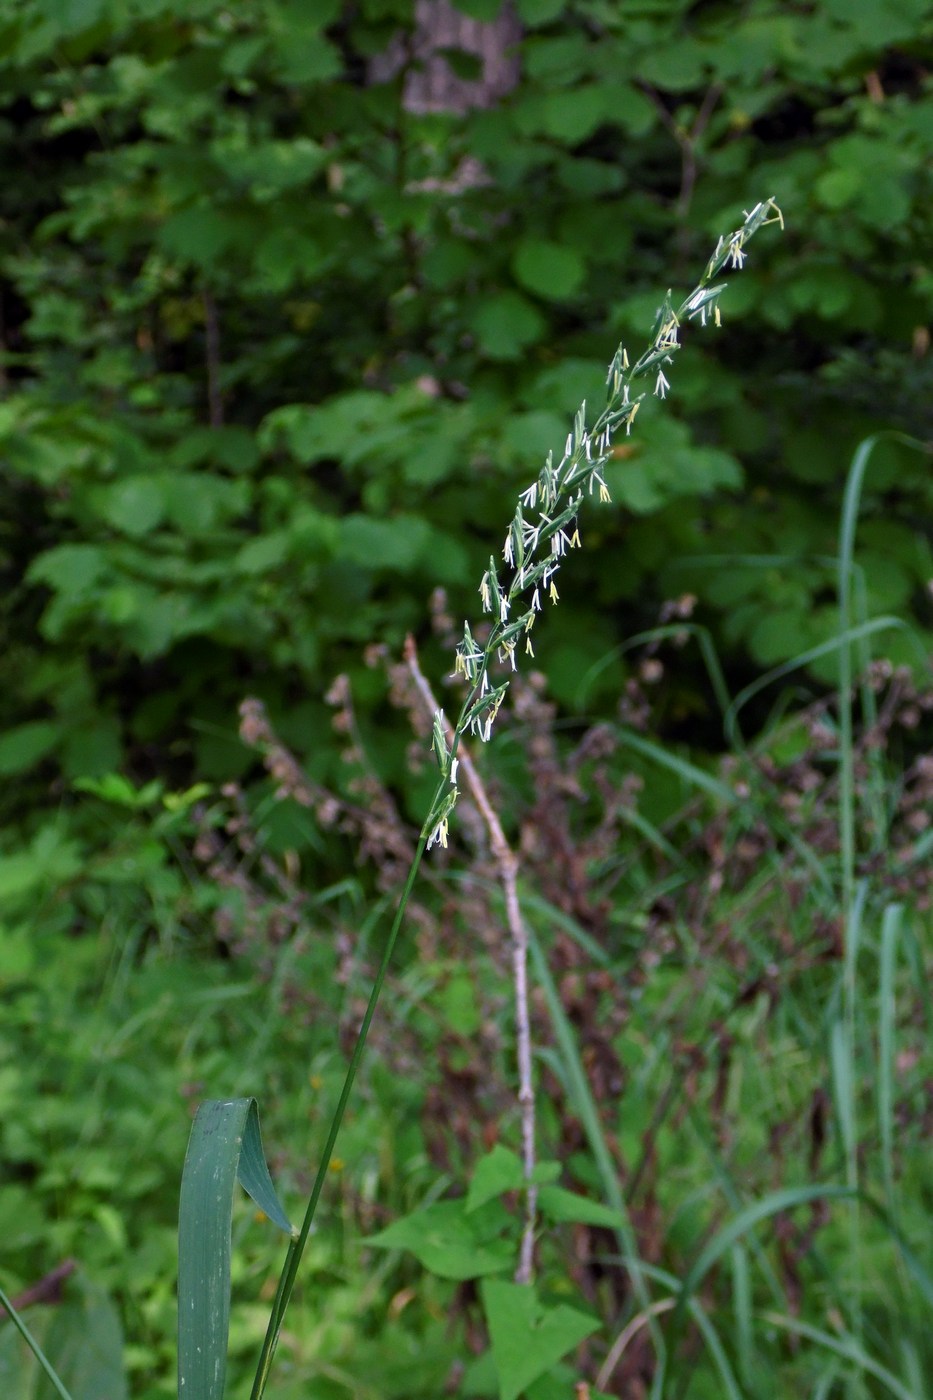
[234,196,784,1400]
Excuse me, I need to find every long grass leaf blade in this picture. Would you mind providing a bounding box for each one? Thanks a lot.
[613,728,737,803]
[687,1298,746,1400]
[761,1312,915,1400]
[521,893,612,965]
[864,1200,933,1313]
[902,922,933,1033]
[837,438,879,917]
[669,1181,933,1376]
[527,931,662,1373]
[723,617,921,746]
[731,1244,754,1392]
[830,1020,857,1174]
[576,622,733,722]
[673,1184,855,1334]
[178,1098,294,1400]
[878,904,903,1209]
[597,1257,744,1400]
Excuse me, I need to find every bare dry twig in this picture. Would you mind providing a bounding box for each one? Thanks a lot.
[404,634,539,1283]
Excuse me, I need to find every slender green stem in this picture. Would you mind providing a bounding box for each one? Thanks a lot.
[249,808,439,1400]
[0,1285,75,1400]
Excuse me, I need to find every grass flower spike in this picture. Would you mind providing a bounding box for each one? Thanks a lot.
[424,197,784,852]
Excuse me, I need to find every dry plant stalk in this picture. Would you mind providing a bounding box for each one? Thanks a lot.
[404,634,539,1283]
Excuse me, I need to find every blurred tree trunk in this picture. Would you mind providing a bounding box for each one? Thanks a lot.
[370,0,521,113]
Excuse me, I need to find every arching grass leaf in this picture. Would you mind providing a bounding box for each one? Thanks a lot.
[178,1098,295,1400]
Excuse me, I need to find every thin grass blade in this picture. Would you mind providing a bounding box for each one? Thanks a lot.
[878,903,903,1209]
[673,1184,855,1332]
[0,1285,75,1400]
[598,1256,744,1400]
[761,1312,916,1400]
[723,617,921,747]
[830,1020,857,1175]
[576,622,733,722]
[613,728,738,803]
[527,931,663,1375]
[730,1244,754,1392]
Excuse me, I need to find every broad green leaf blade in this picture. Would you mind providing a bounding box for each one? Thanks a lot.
[367,1200,513,1281]
[481,1280,598,1400]
[536,1185,624,1229]
[530,1161,562,1186]
[178,1098,294,1400]
[466,1146,524,1213]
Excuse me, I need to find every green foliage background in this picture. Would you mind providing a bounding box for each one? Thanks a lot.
[2,4,933,1394]
[2,0,932,819]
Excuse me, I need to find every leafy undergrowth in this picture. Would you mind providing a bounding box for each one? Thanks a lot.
[2,626,932,1399]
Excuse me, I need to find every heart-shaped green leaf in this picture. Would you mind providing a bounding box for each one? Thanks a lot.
[481,1279,599,1400]
[367,1200,513,1280]
[466,1145,525,1212]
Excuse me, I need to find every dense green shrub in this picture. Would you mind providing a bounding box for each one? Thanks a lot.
[1,0,931,824]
